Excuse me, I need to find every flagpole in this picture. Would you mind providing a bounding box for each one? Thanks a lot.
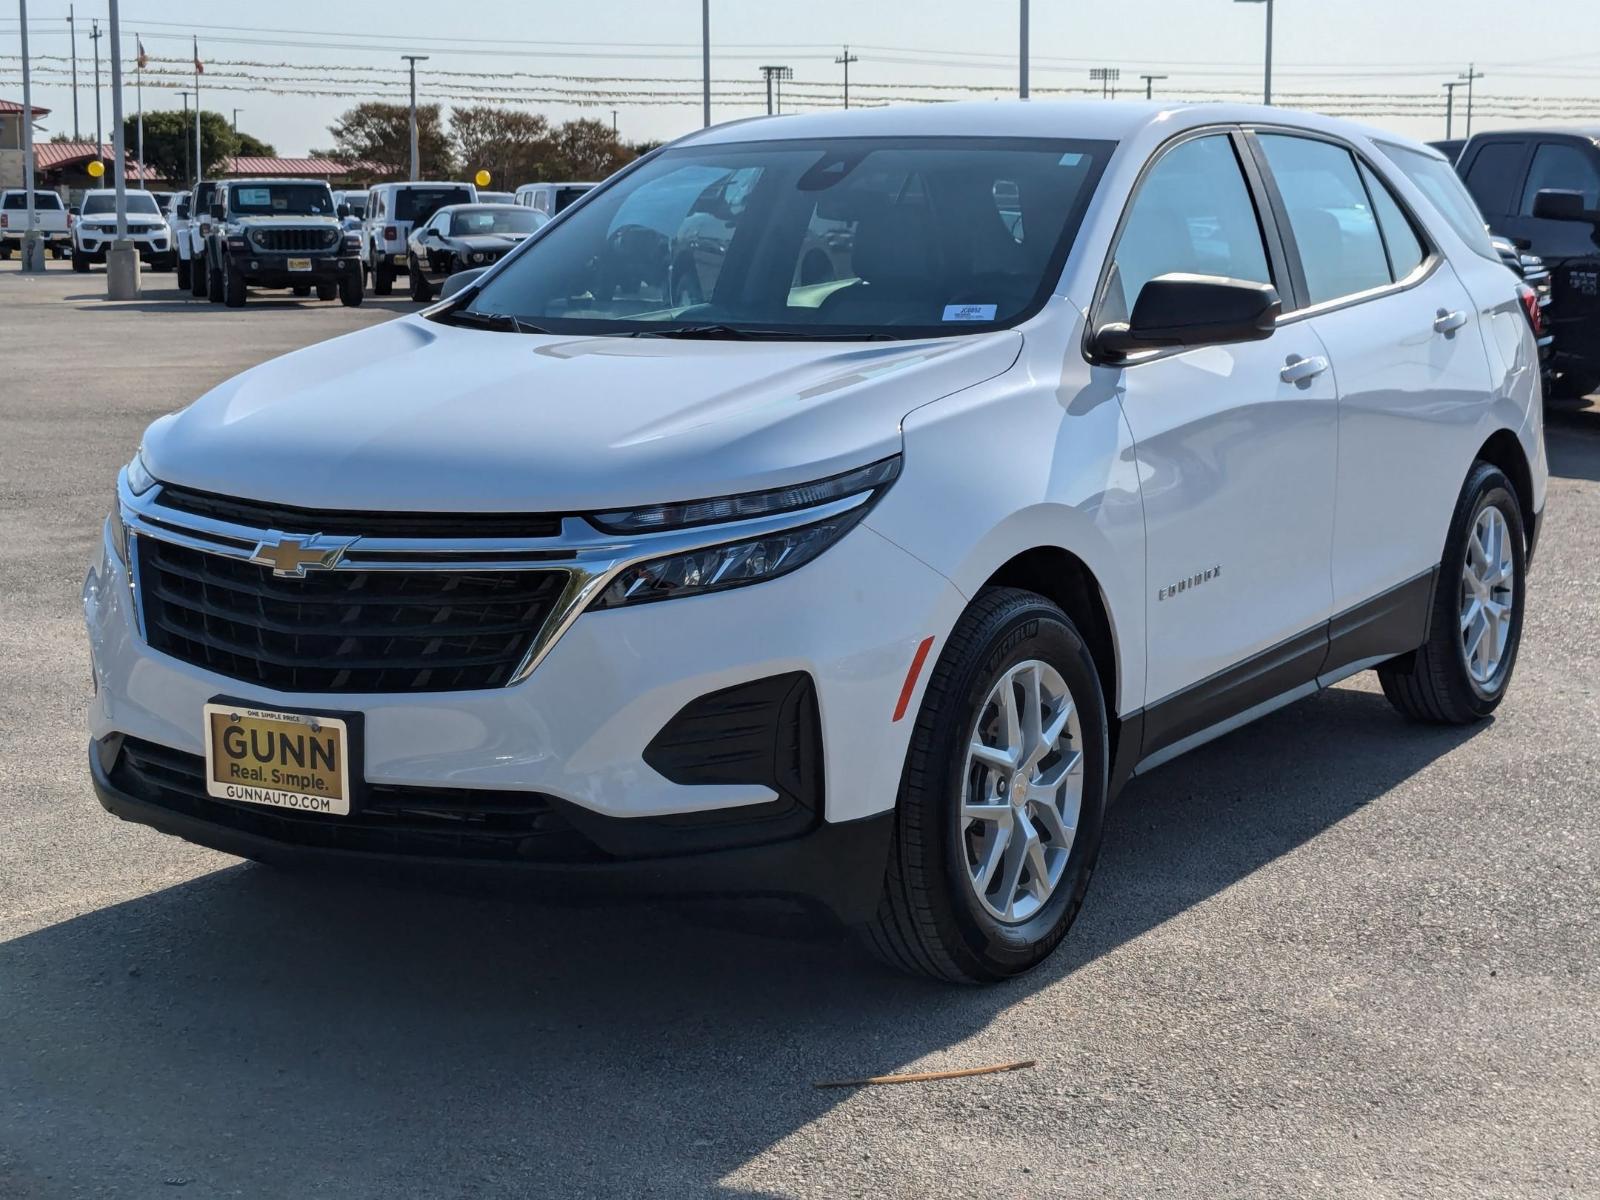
[192,35,201,185]
[135,41,143,178]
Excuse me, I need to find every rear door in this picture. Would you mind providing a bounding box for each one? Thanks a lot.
[1097,130,1339,754]
[1251,130,1494,673]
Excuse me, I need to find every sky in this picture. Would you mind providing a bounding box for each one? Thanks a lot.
[4,0,1600,158]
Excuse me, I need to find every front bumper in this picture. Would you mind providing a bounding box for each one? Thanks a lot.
[226,249,360,287]
[75,233,171,261]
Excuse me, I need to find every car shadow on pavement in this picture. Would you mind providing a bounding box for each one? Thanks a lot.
[59,287,422,316]
[0,685,1480,1198]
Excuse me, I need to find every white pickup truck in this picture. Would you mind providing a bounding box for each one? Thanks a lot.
[0,189,71,260]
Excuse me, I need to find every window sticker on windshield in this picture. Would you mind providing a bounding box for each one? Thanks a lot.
[238,188,270,207]
[943,304,997,322]
[1059,152,1086,167]
[273,198,288,211]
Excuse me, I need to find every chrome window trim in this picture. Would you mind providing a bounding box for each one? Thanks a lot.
[117,476,874,688]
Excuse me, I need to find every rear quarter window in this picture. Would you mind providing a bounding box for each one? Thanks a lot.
[1379,141,1500,263]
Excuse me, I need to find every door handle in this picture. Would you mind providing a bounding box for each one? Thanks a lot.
[1280,354,1330,385]
[1434,308,1468,335]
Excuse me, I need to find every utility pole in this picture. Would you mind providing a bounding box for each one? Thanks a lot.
[610,109,617,134]
[1235,0,1273,105]
[68,4,79,140]
[1089,67,1121,100]
[90,17,101,151]
[179,89,191,185]
[1442,80,1463,140]
[402,54,428,181]
[192,36,201,186]
[232,108,242,133]
[701,0,711,128]
[1460,64,1485,138]
[1141,73,1168,100]
[106,0,138,297]
[759,65,791,116]
[18,0,44,272]
[836,44,858,108]
[1019,0,1029,99]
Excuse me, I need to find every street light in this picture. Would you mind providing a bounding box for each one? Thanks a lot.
[401,55,428,181]
[1235,0,1273,106]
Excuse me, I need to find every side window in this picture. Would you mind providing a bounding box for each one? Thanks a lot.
[1520,143,1600,214]
[1379,142,1498,263]
[1461,142,1526,218]
[1359,161,1426,280]
[1103,134,1272,326]
[1258,133,1391,305]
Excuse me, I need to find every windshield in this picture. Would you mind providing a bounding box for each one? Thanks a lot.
[448,207,547,236]
[3,192,63,210]
[83,193,160,215]
[395,186,474,222]
[463,137,1110,339]
[229,183,334,216]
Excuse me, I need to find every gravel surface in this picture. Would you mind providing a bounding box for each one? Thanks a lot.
[2,263,1596,1199]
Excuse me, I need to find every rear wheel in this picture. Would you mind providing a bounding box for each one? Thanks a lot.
[0,244,11,261]
[208,256,225,304]
[292,283,311,297]
[1553,369,1600,401]
[373,257,394,295]
[71,247,88,272]
[861,588,1109,983]
[408,256,433,302]
[1378,462,1526,724]
[52,244,67,260]
[191,251,208,297]
[175,256,191,289]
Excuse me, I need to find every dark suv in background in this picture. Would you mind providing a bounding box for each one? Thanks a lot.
[1456,128,1600,399]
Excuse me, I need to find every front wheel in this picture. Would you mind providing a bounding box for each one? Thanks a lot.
[292,283,311,297]
[408,256,433,302]
[223,259,247,307]
[338,271,363,307]
[191,252,208,297]
[176,256,191,289]
[1378,462,1527,724]
[315,280,337,302]
[861,588,1109,983]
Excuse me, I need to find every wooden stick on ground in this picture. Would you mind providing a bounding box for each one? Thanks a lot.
[813,1059,1036,1089]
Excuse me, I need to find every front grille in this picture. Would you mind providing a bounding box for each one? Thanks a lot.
[153,483,564,540]
[251,226,339,252]
[111,737,602,863]
[137,536,566,692]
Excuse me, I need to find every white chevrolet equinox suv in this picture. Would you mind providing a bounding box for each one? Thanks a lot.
[86,103,1547,982]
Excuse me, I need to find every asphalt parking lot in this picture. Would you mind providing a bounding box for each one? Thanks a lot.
[1,259,1597,1199]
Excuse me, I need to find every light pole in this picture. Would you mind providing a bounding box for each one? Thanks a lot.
[1141,73,1168,100]
[90,17,101,150]
[701,0,710,128]
[759,65,792,116]
[1235,0,1273,106]
[17,0,44,272]
[402,55,428,181]
[1089,67,1121,100]
[68,4,79,140]
[1019,0,1029,99]
[836,44,859,109]
[1442,80,1463,140]
[105,0,138,297]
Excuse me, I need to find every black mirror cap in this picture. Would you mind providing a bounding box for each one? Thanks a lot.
[438,266,490,301]
[1095,273,1281,358]
[1532,188,1591,222]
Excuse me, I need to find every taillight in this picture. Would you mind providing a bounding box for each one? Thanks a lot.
[1,214,8,229]
[1517,283,1544,338]
[384,225,397,241]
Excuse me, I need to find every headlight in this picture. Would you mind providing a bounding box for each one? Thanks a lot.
[591,456,900,534]
[469,251,486,264]
[590,511,866,610]
[111,452,158,566]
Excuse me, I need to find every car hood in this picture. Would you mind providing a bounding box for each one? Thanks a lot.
[234,214,339,227]
[450,234,528,252]
[142,317,1023,512]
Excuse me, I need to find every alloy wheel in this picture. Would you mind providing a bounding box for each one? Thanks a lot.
[1460,505,1516,687]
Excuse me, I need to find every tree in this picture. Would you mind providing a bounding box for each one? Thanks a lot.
[124,110,237,183]
[235,131,277,158]
[449,106,554,188]
[319,102,455,179]
[550,118,635,179]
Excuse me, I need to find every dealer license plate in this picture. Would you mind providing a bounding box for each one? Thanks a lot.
[203,703,351,815]
[393,253,408,264]
[287,257,312,272]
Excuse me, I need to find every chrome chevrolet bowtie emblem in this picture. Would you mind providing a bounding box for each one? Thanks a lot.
[248,534,353,578]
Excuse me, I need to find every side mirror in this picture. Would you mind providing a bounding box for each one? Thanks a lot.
[1094,273,1280,358]
[209,201,225,219]
[1531,188,1592,222]
[439,266,489,301]
[336,203,350,219]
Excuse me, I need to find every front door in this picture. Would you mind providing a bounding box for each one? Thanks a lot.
[1098,131,1338,744]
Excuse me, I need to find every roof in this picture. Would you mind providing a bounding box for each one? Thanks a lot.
[0,98,50,116]
[33,142,158,179]
[224,156,374,177]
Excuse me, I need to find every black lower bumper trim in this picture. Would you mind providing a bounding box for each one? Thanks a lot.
[89,739,893,924]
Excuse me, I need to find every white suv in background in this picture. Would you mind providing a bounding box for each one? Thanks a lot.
[0,189,71,259]
[71,189,173,271]
[87,103,1545,982]
[361,181,477,294]
[513,181,595,216]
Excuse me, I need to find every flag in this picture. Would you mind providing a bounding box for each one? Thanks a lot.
[136,37,148,71]
[193,36,204,75]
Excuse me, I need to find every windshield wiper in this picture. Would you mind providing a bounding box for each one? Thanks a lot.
[435,309,552,335]
[628,324,897,341]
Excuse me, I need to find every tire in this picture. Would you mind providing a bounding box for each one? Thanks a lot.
[408,257,433,302]
[292,283,311,297]
[176,256,191,289]
[338,271,363,307]
[315,281,337,302]
[223,259,247,308]
[1378,462,1527,724]
[192,252,208,298]
[53,245,67,260]
[0,244,11,261]
[208,256,225,304]
[860,587,1110,983]
[71,247,88,272]
[1553,369,1600,401]
[373,258,394,296]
